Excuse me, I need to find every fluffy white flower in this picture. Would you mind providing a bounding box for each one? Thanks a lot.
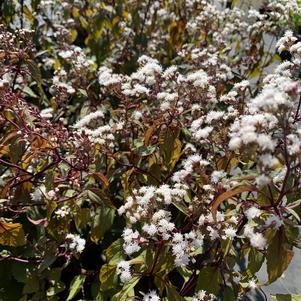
[98,66,122,86]
[206,111,224,124]
[211,171,226,183]
[223,226,237,239]
[192,290,206,301]
[245,207,261,220]
[198,214,206,226]
[276,30,297,53]
[73,110,104,129]
[117,261,132,283]
[30,186,45,201]
[229,136,242,150]
[40,107,53,118]
[142,223,157,236]
[265,214,283,229]
[122,228,141,255]
[55,205,70,217]
[143,290,160,301]
[58,50,73,59]
[187,70,209,88]
[66,234,86,253]
[249,232,266,249]
[194,126,213,140]
[255,174,271,187]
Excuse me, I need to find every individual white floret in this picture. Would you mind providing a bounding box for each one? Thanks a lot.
[143,290,160,301]
[192,290,206,301]
[223,226,237,239]
[255,174,271,187]
[245,207,262,220]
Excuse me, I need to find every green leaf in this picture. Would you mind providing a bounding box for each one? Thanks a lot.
[12,262,32,283]
[22,86,38,98]
[284,221,301,245]
[111,276,140,301]
[70,29,78,42]
[248,249,264,274]
[223,287,236,301]
[159,127,180,168]
[47,281,66,296]
[23,5,34,23]
[91,205,115,243]
[266,227,294,284]
[88,188,115,208]
[134,145,157,157]
[25,59,47,101]
[22,274,40,294]
[25,59,42,86]
[66,274,86,301]
[166,285,184,301]
[99,264,118,291]
[74,208,90,232]
[148,163,161,185]
[196,267,221,295]
[169,138,182,172]
[128,250,147,266]
[105,239,125,264]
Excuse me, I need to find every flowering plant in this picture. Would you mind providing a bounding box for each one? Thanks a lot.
[1,0,301,300]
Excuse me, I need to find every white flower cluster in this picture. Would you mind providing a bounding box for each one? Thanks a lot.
[192,290,216,301]
[172,154,209,183]
[116,260,132,283]
[119,184,209,265]
[98,66,122,86]
[122,228,142,255]
[143,290,160,301]
[73,109,119,146]
[118,184,187,224]
[58,46,94,71]
[133,56,163,85]
[40,107,54,119]
[265,214,284,229]
[96,54,222,119]
[66,234,86,253]
[186,69,209,89]
[55,205,71,217]
[227,31,301,191]
[73,110,104,129]
[243,225,266,250]
[52,68,75,94]
[198,211,239,242]
[229,113,277,152]
[172,231,204,267]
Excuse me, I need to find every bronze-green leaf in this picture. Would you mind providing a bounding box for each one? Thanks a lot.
[266,227,294,284]
[0,222,26,247]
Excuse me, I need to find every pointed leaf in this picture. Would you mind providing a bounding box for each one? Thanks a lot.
[266,228,294,284]
[0,222,26,246]
[66,274,86,301]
